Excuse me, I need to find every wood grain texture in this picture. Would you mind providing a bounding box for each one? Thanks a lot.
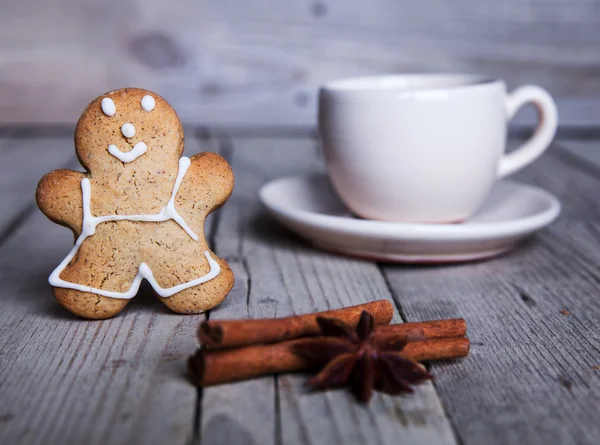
[2,0,600,126]
[4,133,600,444]
[380,143,600,445]
[0,136,219,445]
[555,139,600,171]
[202,137,457,445]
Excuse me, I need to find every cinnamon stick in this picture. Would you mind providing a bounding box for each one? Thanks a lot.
[198,300,394,349]
[373,318,467,344]
[188,337,470,387]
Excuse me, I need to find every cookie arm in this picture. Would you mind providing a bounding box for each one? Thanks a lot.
[36,169,86,236]
[181,152,234,212]
[176,152,234,236]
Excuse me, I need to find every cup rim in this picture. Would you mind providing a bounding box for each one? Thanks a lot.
[321,73,501,94]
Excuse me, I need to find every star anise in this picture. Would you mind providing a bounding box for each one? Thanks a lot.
[292,310,432,403]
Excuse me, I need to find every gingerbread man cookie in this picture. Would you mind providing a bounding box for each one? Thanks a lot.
[36,88,234,319]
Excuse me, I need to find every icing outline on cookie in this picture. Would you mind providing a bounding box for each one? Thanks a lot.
[49,156,221,299]
[108,141,148,163]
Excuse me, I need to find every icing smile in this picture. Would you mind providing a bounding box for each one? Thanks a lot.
[108,141,148,163]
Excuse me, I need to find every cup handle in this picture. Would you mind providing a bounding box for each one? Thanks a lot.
[497,85,558,178]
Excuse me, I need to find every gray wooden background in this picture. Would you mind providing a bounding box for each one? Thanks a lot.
[2,0,600,128]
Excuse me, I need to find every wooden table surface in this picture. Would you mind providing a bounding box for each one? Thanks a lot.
[1,130,599,445]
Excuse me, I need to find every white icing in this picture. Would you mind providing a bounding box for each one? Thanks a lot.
[121,123,135,138]
[101,98,116,116]
[141,95,156,112]
[108,142,147,163]
[49,157,219,300]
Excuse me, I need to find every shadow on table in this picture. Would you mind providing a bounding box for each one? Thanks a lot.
[202,413,257,445]
[245,210,316,251]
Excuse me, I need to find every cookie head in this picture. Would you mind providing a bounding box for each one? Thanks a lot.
[75,88,184,171]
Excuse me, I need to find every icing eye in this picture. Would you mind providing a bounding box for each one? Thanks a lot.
[101,98,116,116]
[121,123,136,138]
[141,95,156,112]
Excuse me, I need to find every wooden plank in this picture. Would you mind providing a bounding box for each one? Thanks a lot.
[200,261,277,445]
[2,0,600,126]
[555,139,600,171]
[0,135,219,445]
[0,137,75,235]
[380,145,600,445]
[202,137,457,445]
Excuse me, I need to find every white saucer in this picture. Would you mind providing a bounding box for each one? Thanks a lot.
[259,174,561,263]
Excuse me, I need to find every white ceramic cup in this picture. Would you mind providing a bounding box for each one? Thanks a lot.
[318,74,558,223]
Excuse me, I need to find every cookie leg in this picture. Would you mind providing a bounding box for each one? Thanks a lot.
[50,223,141,319]
[53,287,130,319]
[159,258,234,314]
